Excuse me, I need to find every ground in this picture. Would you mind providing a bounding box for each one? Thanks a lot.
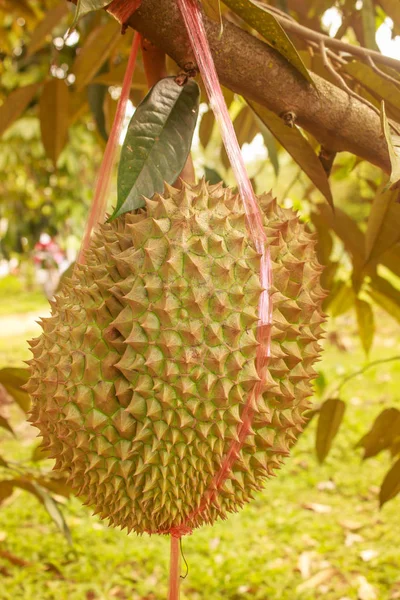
[0,276,399,600]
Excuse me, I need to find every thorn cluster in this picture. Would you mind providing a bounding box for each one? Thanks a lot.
[26,180,325,535]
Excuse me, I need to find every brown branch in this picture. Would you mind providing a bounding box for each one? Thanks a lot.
[67,0,394,172]
[257,1,400,71]
[121,0,392,172]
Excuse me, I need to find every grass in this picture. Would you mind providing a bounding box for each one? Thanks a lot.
[0,282,400,599]
[0,275,48,317]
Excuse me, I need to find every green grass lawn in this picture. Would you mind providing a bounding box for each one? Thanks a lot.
[0,281,399,600]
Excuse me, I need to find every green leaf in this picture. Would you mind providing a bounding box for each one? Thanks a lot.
[0,367,30,412]
[27,2,69,57]
[112,77,200,219]
[355,298,374,355]
[71,0,112,27]
[39,78,70,165]
[365,186,400,262]
[0,83,41,138]
[379,457,400,507]
[316,398,346,462]
[356,408,400,460]
[380,102,400,190]
[72,20,122,91]
[9,479,72,544]
[222,0,313,85]
[204,167,224,185]
[248,100,333,207]
[31,482,72,545]
[0,456,9,468]
[87,83,108,141]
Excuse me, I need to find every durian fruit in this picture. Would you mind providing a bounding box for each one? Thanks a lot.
[26,181,325,535]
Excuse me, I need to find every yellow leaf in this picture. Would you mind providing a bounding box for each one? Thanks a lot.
[72,19,122,91]
[355,298,374,355]
[0,83,41,138]
[381,101,400,189]
[27,2,69,57]
[39,78,70,165]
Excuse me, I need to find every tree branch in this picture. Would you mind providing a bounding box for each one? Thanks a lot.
[260,2,400,71]
[120,0,392,173]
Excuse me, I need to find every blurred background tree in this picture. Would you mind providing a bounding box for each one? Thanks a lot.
[0,1,400,598]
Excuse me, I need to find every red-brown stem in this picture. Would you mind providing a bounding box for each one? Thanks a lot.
[141,37,168,87]
[168,535,181,600]
[76,32,141,267]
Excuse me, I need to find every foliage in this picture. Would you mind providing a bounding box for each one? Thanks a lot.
[0,367,72,542]
[114,77,200,217]
[1,0,400,546]
[1,316,400,598]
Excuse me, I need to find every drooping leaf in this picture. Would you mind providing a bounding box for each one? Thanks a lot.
[379,457,400,507]
[0,481,14,504]
[27,2,69,57]
[311,213,333,265]
[202,0,225,27]
[87,83,108,141]
[341,62,400,112]
[8,479,72,543]
[380,102,400,190]
[260,126,279,177]
[357,408,400,460]
[32,482,72,544]
[222,0,313,85]
[112,77,200,218]
[199,109,215,149]
[316,398,346,462]
[380,0,400,24]
[365,186,400,262]
[92,61,147,90]
[316,204,365,269]
[36,476,72,498]
[204,166,224,185]
[31,444,51,462]
[355,298,374,355]
[69,88,89,125]
[325,281,355,317]
[72,20,122,91]
[0,416,14,436]
[248,100,333,207]
[71,0,113,26]
[0,368,30,412]
[369,275,400,324]
[361,0,379,50]
[39,78,70,165]
[0,83,41,138]
[0,456,9,468]
[221,105,259,168]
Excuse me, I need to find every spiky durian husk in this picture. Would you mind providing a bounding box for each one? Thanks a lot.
[27,181,325,535]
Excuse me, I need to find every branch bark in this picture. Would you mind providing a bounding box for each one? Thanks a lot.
[118,0,392,173]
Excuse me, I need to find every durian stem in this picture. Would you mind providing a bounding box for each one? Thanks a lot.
[168,535,181,600]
